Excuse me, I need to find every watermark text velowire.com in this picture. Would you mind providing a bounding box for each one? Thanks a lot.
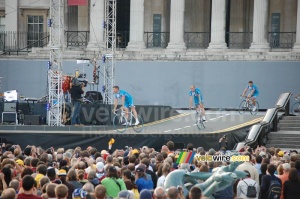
[194,154,249,162]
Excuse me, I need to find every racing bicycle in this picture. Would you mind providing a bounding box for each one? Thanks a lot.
[239,96,259,115]
[190,107,205,130]
[112,108,144,133]
[291,97,300,116]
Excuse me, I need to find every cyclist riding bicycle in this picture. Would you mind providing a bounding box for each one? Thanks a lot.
[241,81,259,112]
[189,85,206,121]
[113,86,139,125]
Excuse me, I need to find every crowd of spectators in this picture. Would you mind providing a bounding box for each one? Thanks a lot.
[0,139,299,199]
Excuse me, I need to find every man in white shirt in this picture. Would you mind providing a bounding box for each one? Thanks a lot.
[236,153,259,184]
[237,170,260,199]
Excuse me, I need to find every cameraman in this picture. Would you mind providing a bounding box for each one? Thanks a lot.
[70,78,84,126]
[218,134,228,151]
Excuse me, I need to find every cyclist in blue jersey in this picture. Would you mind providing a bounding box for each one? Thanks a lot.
[113,86,139,125]
[242,81,259,111]
[189,85,206,121]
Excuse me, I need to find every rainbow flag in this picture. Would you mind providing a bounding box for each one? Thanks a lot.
[176,151,196,164]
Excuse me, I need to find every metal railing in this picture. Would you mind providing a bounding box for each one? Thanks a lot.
[65,31,89,47]
[116,31,129,48]
[184,32,210,49]
[144,32,170,48]
[226,32,253,49]
[0,31,49,52]
[268,32,296,49]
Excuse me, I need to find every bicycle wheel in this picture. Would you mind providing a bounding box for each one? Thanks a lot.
[196,115,205,130]
[113,115,128,133]
[250,101,259,115]
[239,100,247,115]
[132,115,144,133]
[291,102,300,116]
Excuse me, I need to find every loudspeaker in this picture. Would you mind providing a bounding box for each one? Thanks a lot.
[85,91,103,102]
[24,115,40,125]
[2,112,17,123]
[4,102,17,112]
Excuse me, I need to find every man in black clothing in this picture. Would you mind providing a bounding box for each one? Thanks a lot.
[260,164,282,199]
[70,78,84,126]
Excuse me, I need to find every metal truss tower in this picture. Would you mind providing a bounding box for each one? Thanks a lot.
[47,0,64,126]
[103,0,116,104]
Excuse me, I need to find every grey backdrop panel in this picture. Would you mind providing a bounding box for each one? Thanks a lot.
[0,60,299,109]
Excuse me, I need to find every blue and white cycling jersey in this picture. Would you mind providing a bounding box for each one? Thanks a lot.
[189,88,203,104]
[246,84,259,97]
[115,90,134,108]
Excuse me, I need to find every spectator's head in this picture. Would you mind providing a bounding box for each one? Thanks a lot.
[255,155,263,164]
[162,163,171,175]
[267,164,277,175]
[47,167,56,180]
[200,165,208,172]
[67,169,77,181]
[244,170,251,178]
[122,169,134,182]
[140,189,153,199]
[260,163,268,175]
[37,164,47,175]
[208,161,214,169]
[189,186,202,199]
[156,154,164,163]
[40,176,50,188]
[262,157,270,164]
[46,183,57,198]
[30,158,39,167]
[94,185,106,199]
[295,160,300,170]
[106,155,113,164]
[24,157,32,167]
[87,170,96,181]
[107,166,118,178]
[154,187,166,199]
[83,182,95,194]
[22,175,35,191]
[55,184,69,199]
[141,158,150,168]
[1,188,16,199]
[166,141,175,151]
[167,186,179,199]
[161,145,169,153]
[135,164,147,179]
[23,147,32,156]
[78,161,86,170]
[288,168,300,183]
[9,179,19,192]
[282,163,291,173]
[187,143,193,151]
[58,169,67,182]
[282,154,290,163]
[21,167,33,178]
[118,190,134,199]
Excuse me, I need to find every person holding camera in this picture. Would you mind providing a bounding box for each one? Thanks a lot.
[70,78,84,126]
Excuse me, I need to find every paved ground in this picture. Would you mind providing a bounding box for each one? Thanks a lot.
[111,110,264,134]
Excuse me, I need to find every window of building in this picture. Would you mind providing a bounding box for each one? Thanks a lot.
[27,15,44,47]
[0,16,5,32]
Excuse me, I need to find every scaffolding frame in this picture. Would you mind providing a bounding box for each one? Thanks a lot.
[47,0,64,126]
[103,0,116,104]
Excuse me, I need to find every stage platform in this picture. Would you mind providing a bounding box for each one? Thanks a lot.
[0,110,263,151]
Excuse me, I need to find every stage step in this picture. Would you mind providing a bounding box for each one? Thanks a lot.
[265,131,300,149]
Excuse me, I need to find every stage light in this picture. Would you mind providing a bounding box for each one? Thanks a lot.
[102,85,106,93]
[103,21,106,29]
[102,55,106,63]
[46,103,50,111]
[47,61,51,69]
[47,19,52,27]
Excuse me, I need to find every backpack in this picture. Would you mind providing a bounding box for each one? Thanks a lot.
[241,179,257,198]
[267,177,281,199]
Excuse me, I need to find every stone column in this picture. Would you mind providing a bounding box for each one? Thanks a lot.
[5,0,18,32]
[87,0,105,50]
[249,0,269,51]
[126,0,145,50]
[293,0,300,50]
[207,0,227,50]
[167,0,186,50]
